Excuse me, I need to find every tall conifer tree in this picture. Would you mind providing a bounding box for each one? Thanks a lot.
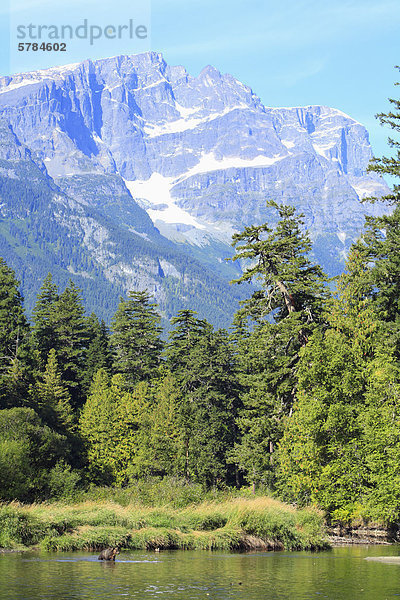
[111,290,163,388]
[83,314,113,392]
[51,281,89,407]
[277,72,400,521]
[230,201,327,488]
[167,311,240,486]
[31,273,59,370]
[0,257,30,408]
[80,370,141,485]
[35,348,75,436]
[31,277,89,406]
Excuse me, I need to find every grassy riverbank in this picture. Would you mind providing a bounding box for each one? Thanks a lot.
[0,494,328,553]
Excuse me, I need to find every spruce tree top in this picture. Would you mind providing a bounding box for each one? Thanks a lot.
[367,65,400,204]
[230,200,327,323]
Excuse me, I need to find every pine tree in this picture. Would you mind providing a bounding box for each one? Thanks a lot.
[166,310,207,380]
[79,369,116,484]
[31,277,89,407]
[366,65,400,205]
[51,281,90,407]
[231,200,327,326]
[80,370,141,485]
[0,257,30,408]
[111,290,163,388]
[34,348,75,436]
[147,370,184,477]
[230,201,328,489]
[167,311,240,486]
[31,273,59,370]
[166,310,207,481]
[187,326,241,487]
[232,326,282,490]
[83,314,113,393]
[128,370,183,479]
[110,376,143,486]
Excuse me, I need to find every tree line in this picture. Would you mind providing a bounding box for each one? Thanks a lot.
[0,73,399,524]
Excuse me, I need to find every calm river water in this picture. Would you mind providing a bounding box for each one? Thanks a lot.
[1,545,400,600]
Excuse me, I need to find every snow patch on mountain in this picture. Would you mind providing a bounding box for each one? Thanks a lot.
[351,180,388,200]
[0,62,80,94]
[144,104,250,137]
[282,140,295,149]
[175,152,287,183]
[124,175,206,229]
[312,143,333,159]
[125,151,288,232]
[268,105,363,126]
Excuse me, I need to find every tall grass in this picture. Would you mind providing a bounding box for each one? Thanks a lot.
[68,477,241,508]
[0,505,45,548]
[0,495,328,552]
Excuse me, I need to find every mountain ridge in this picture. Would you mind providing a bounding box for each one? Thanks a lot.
[0,51,390,324]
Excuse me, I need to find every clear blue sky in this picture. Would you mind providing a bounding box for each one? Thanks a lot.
[1,0,400,157]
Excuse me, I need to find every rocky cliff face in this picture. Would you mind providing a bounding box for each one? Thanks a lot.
[0,119,244,325]
[0,52,390,322]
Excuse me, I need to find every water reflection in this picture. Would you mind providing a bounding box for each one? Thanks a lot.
[1,546,400,600]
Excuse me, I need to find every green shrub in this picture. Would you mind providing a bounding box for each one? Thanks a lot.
[0,408,69,502]
[47,461,81,500]
[0,505,44,548]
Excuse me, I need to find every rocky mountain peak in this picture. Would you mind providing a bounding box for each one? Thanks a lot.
[0,52,390,324]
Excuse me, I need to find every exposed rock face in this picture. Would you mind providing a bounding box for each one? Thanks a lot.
[0,119,243,325]
[328,524,398,545]
[0,52,390,322]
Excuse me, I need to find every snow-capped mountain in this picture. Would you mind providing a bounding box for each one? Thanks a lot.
[0,52,389,322]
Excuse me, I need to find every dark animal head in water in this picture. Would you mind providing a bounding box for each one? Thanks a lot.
[98,547,120,561]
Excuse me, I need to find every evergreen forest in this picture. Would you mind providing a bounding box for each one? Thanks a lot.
[1,74,400,528]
